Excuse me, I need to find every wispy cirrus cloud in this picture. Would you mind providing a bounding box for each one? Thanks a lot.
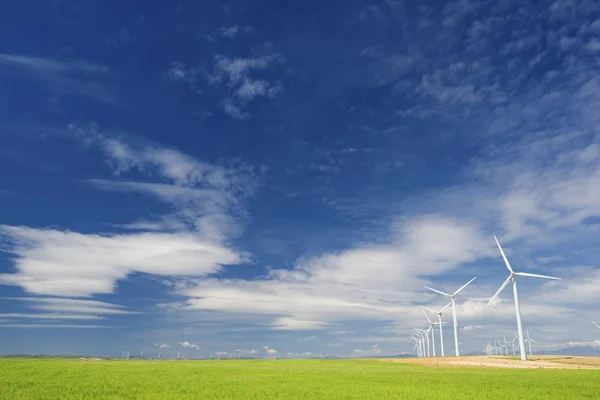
[0,324,111,329]
[0,313,105,320]
[0,53,119,105]
[4,297,137,315]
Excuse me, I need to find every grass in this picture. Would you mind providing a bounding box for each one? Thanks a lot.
[1,358,599,399]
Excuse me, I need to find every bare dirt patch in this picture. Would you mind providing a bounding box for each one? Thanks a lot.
[379,355,600,370]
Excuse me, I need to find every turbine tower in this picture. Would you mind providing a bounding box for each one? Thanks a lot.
[425,277,476,356]
[421,302,452,357]
[487,236,561,361]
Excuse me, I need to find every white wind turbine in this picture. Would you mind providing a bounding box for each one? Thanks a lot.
[411,336,422,357]
[502,336,510,355]
[524,329,538,355]
[411,330,420,352]
[508,335,518,356]
[415,328,430,357]
[425,277,476,356]
[422,310,437,357]
[412,329,427,357]
[487,236,561,361]
[421,302,452,357]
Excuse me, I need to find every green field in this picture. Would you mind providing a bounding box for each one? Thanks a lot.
[1,358,599,399]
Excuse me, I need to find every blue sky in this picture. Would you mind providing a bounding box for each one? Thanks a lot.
[1,0,600,358]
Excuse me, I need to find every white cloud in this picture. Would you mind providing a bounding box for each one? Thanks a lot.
[172,215,492,330]
[163,43,288,120]
[235,348,257,355]
[585,38,600,53]
[351,344,383,357]
[271,317,328,331]
[0,125,253,297]
[236,78,270,101]
[209,53,284,87]
[179,341,200,350]
[221,98,250,120]
[461,325,484,333]
[263,346,278,357]
[219,25,239,38]
[158,344,171,349]
[6,297,136,315]
[0,227,242,297]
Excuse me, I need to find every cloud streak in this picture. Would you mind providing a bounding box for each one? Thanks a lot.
[0,53,119,105]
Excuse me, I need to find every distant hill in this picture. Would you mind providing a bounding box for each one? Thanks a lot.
[537,347,600,357]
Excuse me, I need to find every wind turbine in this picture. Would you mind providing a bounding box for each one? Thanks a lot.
[415,328,430,357]
[411,336,422,357]
[422,310,437,357]
[487,236,561,361]
[502,336,510,355]
[509,335,518,356]
[593,321,600,330]
[524,329,538,355]
[425,277,476,356]
[412,329,426,357]
[421,302,452,357]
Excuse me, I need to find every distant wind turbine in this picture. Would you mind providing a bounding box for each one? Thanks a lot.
[509,335,518,356]
[425,277,476,356]
[487,236,560,361]
[421,302,452,357]
[421,310,437,357]
[414,328,430,357]
[525,329,538,355]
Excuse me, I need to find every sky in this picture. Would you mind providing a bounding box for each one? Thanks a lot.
[1,0,600,359]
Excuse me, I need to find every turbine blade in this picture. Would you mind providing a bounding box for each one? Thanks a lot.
[593,321,600,329]
[420,306,437,314]
[530,339,538,344]
[452,277,477,296]
[421,308,433,324]
[514,272,561,280]
[424,286,451,297]
[494,235,514,273]
[486,274,512,307]
[440,301,453,313]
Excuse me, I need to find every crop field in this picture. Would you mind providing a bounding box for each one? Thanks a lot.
[1,357,599,399]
